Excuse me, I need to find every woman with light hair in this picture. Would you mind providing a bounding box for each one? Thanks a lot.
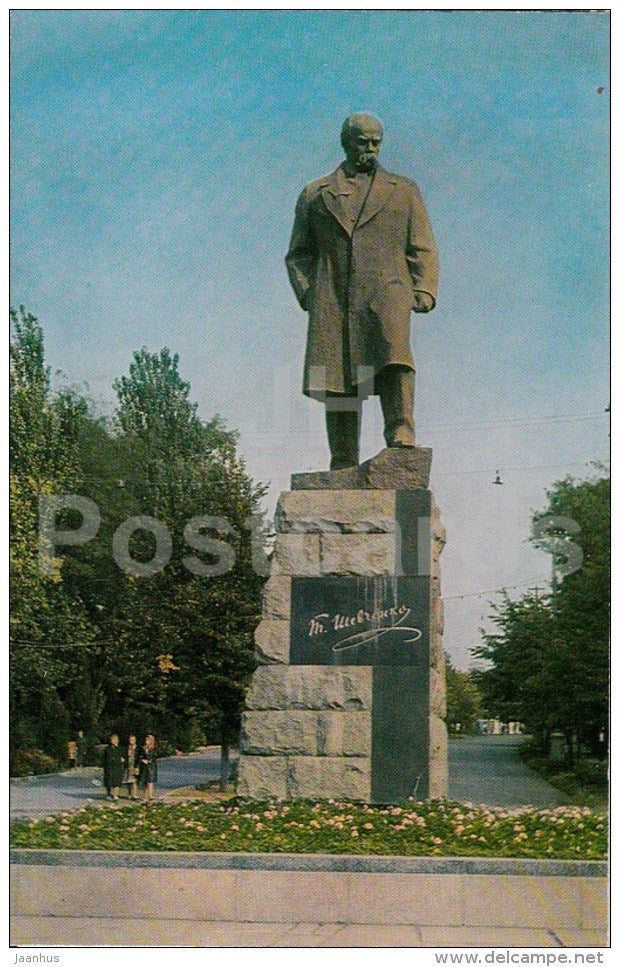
[138,733,158,802]
[103,734,125,801]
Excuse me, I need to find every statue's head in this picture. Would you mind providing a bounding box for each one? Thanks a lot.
[341,113,384,172]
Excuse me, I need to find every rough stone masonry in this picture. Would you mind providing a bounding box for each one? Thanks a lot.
[237,447,447,803]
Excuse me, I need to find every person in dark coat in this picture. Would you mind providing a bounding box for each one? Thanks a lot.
[138,733,158,802]
[102,734,125,801]
[286,113,439,469]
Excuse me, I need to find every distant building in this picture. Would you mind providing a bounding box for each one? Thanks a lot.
[475,719,523,735]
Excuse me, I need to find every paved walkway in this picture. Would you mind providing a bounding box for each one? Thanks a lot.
[11,736,567,819]
[10,748,231,819]
[448,735,568,807]
[10,916,606,947]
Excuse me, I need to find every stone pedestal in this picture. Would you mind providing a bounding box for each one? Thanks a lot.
[237,447,447,803]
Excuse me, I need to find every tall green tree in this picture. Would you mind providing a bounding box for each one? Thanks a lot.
[474,470,609,762]
[11,316,268,779]
[533,472,610,760]
[108,348,267,772]
[445,655,483,733]
[9,308,97,765]
[473,591,558,747]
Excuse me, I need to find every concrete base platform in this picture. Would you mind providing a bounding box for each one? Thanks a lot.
[9,915,607,947]
[10,851,608,948]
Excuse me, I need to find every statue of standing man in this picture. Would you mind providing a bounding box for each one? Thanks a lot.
[286,113,439,469]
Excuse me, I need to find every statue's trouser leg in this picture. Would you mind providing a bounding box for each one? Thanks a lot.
[376,365,415,447]
[325,395,362,470]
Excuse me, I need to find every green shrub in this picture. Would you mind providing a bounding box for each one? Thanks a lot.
[81,734,101,766]
[11,748,60,777]
[153,737,176,758]
[173,722,206,753]
[574,758,608,788]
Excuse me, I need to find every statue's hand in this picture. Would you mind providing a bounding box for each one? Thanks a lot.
[412,291,434,313]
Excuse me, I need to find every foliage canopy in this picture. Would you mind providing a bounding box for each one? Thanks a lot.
[10,310,267,772]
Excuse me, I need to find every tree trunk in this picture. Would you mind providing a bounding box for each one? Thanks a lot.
[219,740,230,792]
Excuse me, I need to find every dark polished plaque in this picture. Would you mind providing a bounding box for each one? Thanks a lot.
[290,575,429,666]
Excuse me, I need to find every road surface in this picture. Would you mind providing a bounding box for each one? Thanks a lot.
[11,735,567,819]
[448,734,568,807]
[10,748,232,819]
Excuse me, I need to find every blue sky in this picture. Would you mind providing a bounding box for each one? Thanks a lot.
[10,9,610,668]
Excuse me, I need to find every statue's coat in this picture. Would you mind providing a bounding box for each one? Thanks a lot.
[286,164,439,398]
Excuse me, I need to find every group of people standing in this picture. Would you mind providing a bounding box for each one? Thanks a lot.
[102,733,158,802]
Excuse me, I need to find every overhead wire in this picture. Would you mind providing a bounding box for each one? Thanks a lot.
[443,578,551,601]
[14,577,554,648]
[420,412,607,432]
[435,460,607,478]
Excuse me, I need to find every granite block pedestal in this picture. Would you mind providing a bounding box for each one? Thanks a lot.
[237,448,447,803]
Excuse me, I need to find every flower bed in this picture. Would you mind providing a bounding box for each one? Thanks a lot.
[10,799,607,859]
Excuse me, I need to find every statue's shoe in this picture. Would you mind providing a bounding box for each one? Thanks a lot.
[385,432,415,448]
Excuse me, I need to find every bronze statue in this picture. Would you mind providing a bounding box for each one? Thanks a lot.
[286,113,439,469]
